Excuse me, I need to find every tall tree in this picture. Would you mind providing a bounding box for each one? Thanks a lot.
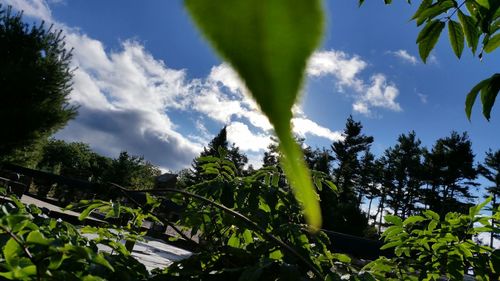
[188,127,248,185]
[103,151,161,190]
[326,116,373,235]
[331,116,374,199]
[37,139,110,182]
[423,132,478,216]
[0,6,76,163]
[381,132,425,219]
[478,149,500,247]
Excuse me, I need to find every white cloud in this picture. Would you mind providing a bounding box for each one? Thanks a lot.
[390,49,418,65]
[308,50,402,116]
[417,92,428,104]
[5,0,351,169]
[292,118,343,142]
[226,122,271,152]
[2,0,52,21]
[308,50,366,92]
[358,74,402,114]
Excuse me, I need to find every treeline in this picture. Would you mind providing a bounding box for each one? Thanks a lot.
[180,117,499,239]
[1,139,161,201]
[2,117,499,240]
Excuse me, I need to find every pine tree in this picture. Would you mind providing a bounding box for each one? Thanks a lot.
[326,116,373,235]
[0,6,77,163]
[381,131,425,219]
[188,126,248,185]
[478,149,500,247]
[423,132,478,216]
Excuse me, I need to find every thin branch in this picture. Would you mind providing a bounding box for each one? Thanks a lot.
[120,185,325,280]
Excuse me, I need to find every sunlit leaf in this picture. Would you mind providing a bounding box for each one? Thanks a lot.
[417,20,445,63]
[448,20,464,58]
[457,10,479,54]
[475,0,490,9]
[26,230,51,245]
[185,0,324,229]
[484,33,500,53]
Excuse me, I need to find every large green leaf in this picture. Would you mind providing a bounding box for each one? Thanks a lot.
[185,0,324,229]
[480,73,500,120]
[484,33,500,53]
[414,1,455,26]
[466,73,500,120]
[417,20,445,63]
[448,20,464,58]
[457,10,479,54]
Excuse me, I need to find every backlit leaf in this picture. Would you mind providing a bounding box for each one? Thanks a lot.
[417,20,445,63]
[185,0,324,229]
[484,33,500,53]
[448,20,464,58]
[457,10,479,54]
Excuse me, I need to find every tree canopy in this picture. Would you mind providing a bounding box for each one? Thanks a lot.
[0,6,76,162]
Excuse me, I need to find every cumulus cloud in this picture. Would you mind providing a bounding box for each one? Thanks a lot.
[2,0,52,21]
[389,49,419,65]
[226,122,271,152]
[292,118,343,142]
[308,50,402,116]
[5,0,363,170]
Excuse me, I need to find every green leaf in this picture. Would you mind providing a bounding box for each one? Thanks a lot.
[242,229,253,244]
[475,0,490,9]
[185,0,324,230]
[332,253,351,263]
[403,215,426,226]
[457,10,479,54]
[79,203,106,221]
[385,215,403,226]
[417,20,445,63]
[423,210,440,221]
[448,20,464,58]
[3,238,22,267]
[415,1,455,26]
[380,240,402,250]
[228,233,241,248]
[484,33,500,53]
[465,76,491,120]
[92,254,114,272]
[480,73,500,120]
[269,249,283,260]
[26,231,51,245]
[428,220,439,231]
[411,0,433,21]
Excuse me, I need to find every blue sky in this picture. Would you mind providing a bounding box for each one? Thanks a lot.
[4,0,499,174]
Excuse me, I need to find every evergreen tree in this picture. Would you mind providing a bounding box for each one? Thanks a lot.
[331,116,374,199]
[0,7,77,163]
[188,126,248,185]
[478,149,500,247]
[326,116,373,235]
[357,150,377,219]
[104,151,161,190]
[422,132,478,216]
[381,132,425,219]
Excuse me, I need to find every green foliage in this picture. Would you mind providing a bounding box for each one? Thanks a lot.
[0,6,77,160]
[157,154,349,280]
[185,0,325,229]
[359,0,500,120]
[0,196,148,280]
[364,198,500,280]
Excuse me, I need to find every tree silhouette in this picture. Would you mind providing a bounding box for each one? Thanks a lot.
[0,6,76,163]
[479,149,500,247]
[423,132,478,216]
